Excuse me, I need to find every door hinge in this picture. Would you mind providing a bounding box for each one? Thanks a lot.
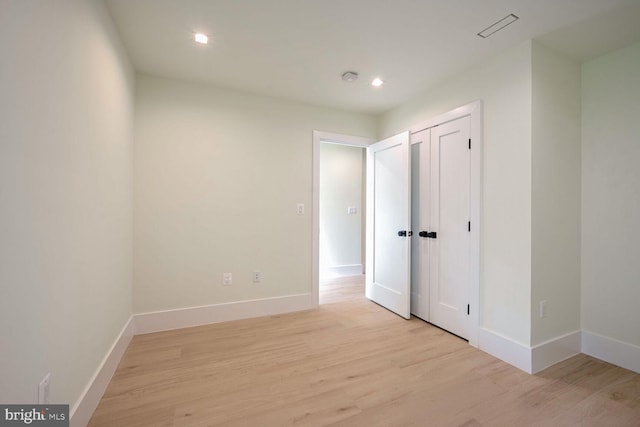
[468,138,471,150]
[467,304,470,315]
[468,221,471,232]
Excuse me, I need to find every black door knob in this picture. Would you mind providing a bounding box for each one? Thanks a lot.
[419,231,437,238]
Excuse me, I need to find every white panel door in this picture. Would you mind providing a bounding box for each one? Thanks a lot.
[410,130,430,320]
[429,117,471,338]
[366,131,411,319]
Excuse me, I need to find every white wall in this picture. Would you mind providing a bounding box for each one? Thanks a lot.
[530,42,582,345]
[0,0,134,407]
[379,42,533,345]
[582,41,640,348]
[319,143,364,273]
[134,75,376,313]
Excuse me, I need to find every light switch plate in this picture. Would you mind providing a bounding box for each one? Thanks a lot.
[223,273,232,286]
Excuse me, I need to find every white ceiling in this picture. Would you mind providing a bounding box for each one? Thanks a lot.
[105,0,640,115]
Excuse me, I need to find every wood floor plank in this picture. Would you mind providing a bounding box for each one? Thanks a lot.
[89,275,640,426]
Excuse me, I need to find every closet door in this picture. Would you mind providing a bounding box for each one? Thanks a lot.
[365,131,411,319]
[428,116,471,339]
[428,117,470,338]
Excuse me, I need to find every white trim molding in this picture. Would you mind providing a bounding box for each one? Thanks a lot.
[531,331,581,373]
[477,329,640,375]
[70,316,134,427]
[478,327,532,373]
[134,293,315,335]
[320,264,364,279]
[582,330,640,374]
[479,329,582,374]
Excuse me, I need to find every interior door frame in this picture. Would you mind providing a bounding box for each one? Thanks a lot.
[409,100,482,348]
[312,131,375,307]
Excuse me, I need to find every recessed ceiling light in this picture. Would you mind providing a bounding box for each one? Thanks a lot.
[194,33,209,44]
[371,78,384,87]
[477,14,519,38]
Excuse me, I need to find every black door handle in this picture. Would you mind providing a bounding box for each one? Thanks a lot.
[419,231,437,238]
[397,230,413,237]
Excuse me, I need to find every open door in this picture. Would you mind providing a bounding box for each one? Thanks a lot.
[365,131,411,319]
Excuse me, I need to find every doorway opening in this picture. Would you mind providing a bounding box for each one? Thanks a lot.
[319,142,365,280]
[312,131,374,306]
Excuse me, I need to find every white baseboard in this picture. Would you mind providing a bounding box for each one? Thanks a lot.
[582,330,640,374]
[70,316,134,427]
[531,330,581,373]
[478,327,532,373]
[479,328,638,375]
[320,264,363,279]
[134,293,315,335]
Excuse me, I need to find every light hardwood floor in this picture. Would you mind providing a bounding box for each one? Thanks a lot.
[89,275,640,426]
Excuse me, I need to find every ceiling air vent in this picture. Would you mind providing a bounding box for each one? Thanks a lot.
[477,13,519,38]
[341,71,359,82]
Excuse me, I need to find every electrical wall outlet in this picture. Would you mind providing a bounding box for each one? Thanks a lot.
[223,273,232,286]
[38,373,50,404]
[253,271,261,283]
